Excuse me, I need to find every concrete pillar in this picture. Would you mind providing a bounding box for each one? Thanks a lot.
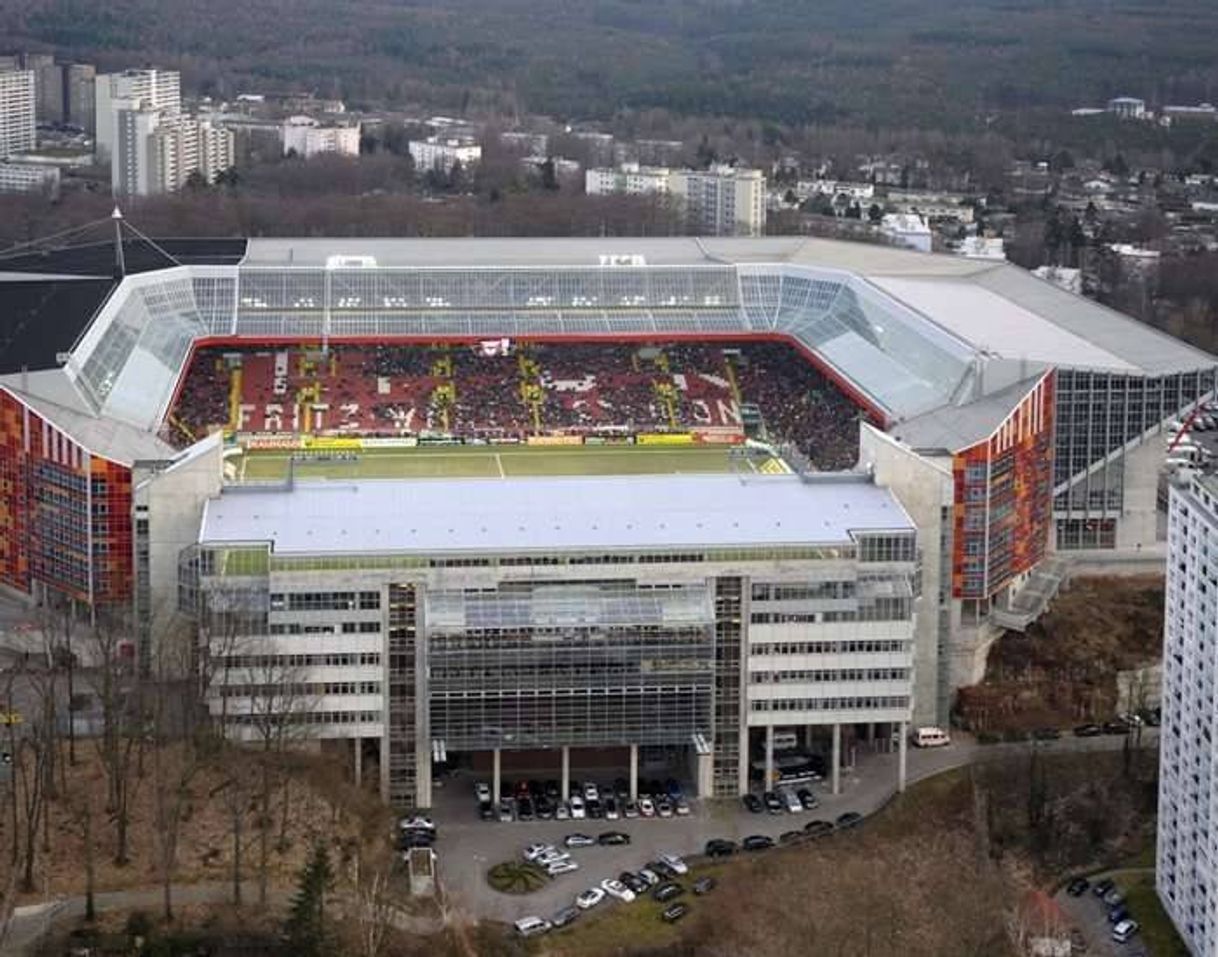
[492,748,501,805]
[898,721,908,793]
[764,724,775,789]
[353,737,363,788]
[629,744,639,800]
[697,750,714,799]
[831,723,841,796]
[561,746,570,800]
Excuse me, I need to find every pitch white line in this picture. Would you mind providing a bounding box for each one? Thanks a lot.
[495,453,506,478]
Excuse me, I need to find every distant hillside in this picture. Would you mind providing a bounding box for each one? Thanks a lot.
[3,0,1218,129]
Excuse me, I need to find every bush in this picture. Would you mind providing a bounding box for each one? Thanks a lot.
[976,731,1001,745]
[486,861,549,894]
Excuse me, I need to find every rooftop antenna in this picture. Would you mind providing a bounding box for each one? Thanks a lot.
[111,206,126,281]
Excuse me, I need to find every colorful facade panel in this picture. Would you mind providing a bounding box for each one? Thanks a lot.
[952,372,1055,600]
[0,388,132,606]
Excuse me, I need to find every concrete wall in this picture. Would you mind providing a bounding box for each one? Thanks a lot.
[858,425,954,726]
[1116,438,1165,551]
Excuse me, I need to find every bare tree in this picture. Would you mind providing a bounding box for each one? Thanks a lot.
[353,856,394,957]
[13,666,54,892]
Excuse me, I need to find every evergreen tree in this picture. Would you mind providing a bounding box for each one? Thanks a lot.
[285,842,335,957]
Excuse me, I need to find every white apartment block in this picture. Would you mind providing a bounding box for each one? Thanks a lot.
[1159,475,1218,957]
[282,116,360,158]
[0,70,36,158]
[95,69,180,162]
[672,166,767,237]
[0,160,59,194]
[409,136,481,174]
[585,163,767,236]
[113,108,233,196]
[585,163,673,196]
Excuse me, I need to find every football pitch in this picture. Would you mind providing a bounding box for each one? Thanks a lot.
[236,443,761,482]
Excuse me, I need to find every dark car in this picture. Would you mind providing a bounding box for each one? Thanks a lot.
[742,834,775,851]
[536,797,555,819]
[1102,720,1130,735]
[665,778,684,799]
[1066,877,1090,897]
[1074,723,1103,738]
[1109,905,1130,925]
[804,820,834,839]
[661,903,688,923]
[1033,727,1062,741]
[763,791,784,814]
[517,797,535,821]
[586,800,603,819]
[835,811,863,830]
[1140,707,1161,727]
[650,860,679,879]
[551,906,580,928]
[653,881,685,903]
[1093,877,1116,897]
[398,830,435,849]
[528,779,544,798]
[692,876,716,895]
[478,801,496,821]
[620,872,649,894]
[704,838,738,857]
[742,793,763,814]
[544,779,561,799]
[779,830,803,845]
[598,831,631,846]
[797,787,819,810]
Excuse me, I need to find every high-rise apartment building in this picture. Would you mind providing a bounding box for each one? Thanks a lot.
[113,107,233,195]
[66,63,96,133]
[584,163,767,236]
[95,69,180,162]
[1159,475,1218,956]
[0,70,36,158]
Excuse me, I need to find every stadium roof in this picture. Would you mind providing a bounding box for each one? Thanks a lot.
[0,278,115,375]
[890,374,1047,453]
[199,473,914,555]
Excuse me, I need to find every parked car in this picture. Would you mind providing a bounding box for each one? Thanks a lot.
[536,797,555,819]
[638,797,656,817]
[637,868,660,887]
[555,802,570,821]
[1066,877,1090,896]
[475,782,492,803]
[1073,724,1103,738]
[1103,888,1125,907]
[600,878,635,903]
[661,903,689,923]
[604,797,620,820]
[576,886,605,910]
[779,830,803,845]
[797,787,819,810]
[1102,720,1130,735]
[742,834,774,851]
[835,811,863,829]
[497,801,514,822]
[623,800,640,818]
[564,833,596,848]
[551,905,580,928]
[742,793,763,814]
[619,872,648,894]
[598,831,631,846]
[1093,877,1115,897]
[536,849,571,867]
[478,801,496,821]
[1033,727,1062,741]
[546,860,579,876]
[675,799,691,816]
[398,815,435,832]
[1108,904,1130,925]
[763,791,784,813]
[517,798,535,821]
[653,881,685,903]
[692,876,717,895]
[569,796,586,819]
[523,843,554,863]
[1112,919,1139,944]
[583,782,599,803]
[704,838,737,857]
[782,790,803,813]
[586,800,603,819]
[514,916,551,938]
[804,820,834,838]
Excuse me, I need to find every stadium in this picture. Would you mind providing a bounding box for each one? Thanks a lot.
[1,222,1213,805]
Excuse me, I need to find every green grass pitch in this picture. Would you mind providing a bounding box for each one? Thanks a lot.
[236,443,753,482]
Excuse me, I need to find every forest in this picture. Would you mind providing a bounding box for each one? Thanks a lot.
[3,0,1218,130]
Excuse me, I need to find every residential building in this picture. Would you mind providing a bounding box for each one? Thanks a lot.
[670,166,767,237]
[586,163,767,236]
[408,136,480,175]
[0,70,36,158]
[65,63,96,134]
[95,68,180,162]
[113,108,233,195]
[1108,96,1147,120]
[0,159,59,194]
[1158,475,1218,956]
[880,213,933,253]
[281,115,361,158]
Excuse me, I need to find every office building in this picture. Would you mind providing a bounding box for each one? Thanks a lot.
[282,115,361,158]
[1158,475,1218,956]
[408,136,480,174]
[95,68,180,162]
[0,70,36,158]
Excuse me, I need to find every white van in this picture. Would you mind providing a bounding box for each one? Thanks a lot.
[911,727,951,748]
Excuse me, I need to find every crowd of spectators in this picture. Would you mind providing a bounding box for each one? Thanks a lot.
[734,341,862,470]
[168,341,864,464]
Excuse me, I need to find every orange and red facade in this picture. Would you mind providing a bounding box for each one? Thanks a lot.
[951,372,1055,601]
[0,389,133,607]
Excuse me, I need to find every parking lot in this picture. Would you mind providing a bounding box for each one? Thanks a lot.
[413,728,1159,926]
[1057,874,1152,957]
